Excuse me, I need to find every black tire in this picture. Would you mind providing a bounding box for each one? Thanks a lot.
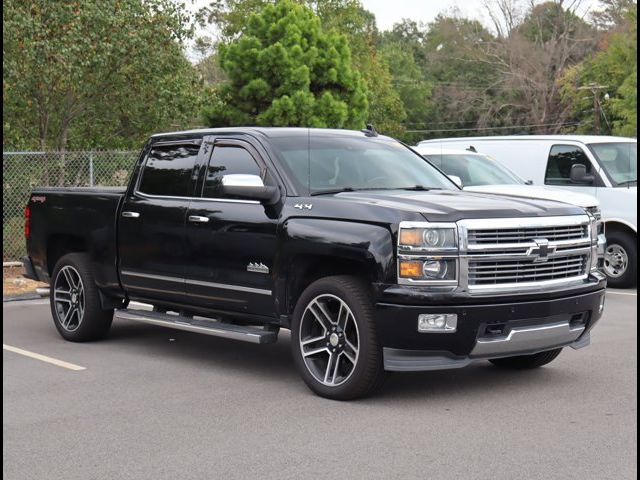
[50,253,113,342]
[291,276,385,400]
[489,348,563,369]
[604,230,637,288]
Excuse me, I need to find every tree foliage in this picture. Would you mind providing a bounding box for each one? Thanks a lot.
[3,0,201,150]
[202,0,368,129]
[198,0,405,135]
[560,2,637,136]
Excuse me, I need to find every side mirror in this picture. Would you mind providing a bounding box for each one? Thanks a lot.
[569,164,595,185]
[221,174,279,203]
[448,175,463,188]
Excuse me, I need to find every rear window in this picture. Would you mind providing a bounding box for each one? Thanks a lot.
[138,144,200,197]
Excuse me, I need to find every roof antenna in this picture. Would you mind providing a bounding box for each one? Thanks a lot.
[362,124,378,137]
[466,145,477,152]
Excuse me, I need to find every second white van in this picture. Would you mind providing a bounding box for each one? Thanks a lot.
[418,135,637,288]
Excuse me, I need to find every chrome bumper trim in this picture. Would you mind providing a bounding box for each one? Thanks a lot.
[470,321,585,358]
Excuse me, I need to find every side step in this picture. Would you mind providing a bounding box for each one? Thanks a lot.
[114,309,278,344]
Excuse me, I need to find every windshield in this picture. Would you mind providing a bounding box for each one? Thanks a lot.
[271,134,457,194]
[423,153,524,186]
[589,142,637,186]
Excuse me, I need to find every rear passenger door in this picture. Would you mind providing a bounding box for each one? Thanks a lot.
[118,140,203,304]
[184,137,279,317]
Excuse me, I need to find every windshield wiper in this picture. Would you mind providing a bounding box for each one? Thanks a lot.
[617,179,637,186]
[311,187,403,196]
[311,187,356,196]
[398,185,442,191]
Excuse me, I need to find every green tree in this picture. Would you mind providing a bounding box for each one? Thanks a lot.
[3,0,201,151]
[203,0,368,128]
[379,25,433,143]
[198,0,404,135]
[560,3,637,135]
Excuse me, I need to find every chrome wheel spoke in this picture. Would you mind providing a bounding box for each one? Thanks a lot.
[303,346,329,358]
[337,304,349,331]
[61,306,75,328]
[344,339,358,365]
[324,352,340,385]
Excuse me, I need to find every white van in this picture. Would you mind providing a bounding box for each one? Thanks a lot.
[418,135,637,288]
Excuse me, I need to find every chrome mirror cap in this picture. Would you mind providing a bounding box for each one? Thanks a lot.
[221,174,265,188]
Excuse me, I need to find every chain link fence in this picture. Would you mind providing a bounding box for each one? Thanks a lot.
[3,151,139,262]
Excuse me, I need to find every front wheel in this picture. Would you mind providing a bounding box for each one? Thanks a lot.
[603,230,637,288]
[489,348,563,369]
[50,253,113,342]
[291,276,385,400]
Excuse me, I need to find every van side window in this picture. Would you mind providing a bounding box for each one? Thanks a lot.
[203,145,262,198]
[545,145,593,186]
[138,144,200,197]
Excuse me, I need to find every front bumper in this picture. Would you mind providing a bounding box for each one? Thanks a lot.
[375,286,606,372]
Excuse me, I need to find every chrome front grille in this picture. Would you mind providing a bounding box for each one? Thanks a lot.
[459,215,592,294]
[469,255,588,285]
[468,225,587,244]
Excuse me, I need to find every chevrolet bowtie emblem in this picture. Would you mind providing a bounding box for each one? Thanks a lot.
[526,239,556,262]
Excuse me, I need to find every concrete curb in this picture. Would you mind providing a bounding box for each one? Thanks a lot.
[3,288,49,303]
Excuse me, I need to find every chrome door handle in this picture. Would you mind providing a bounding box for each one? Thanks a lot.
[188,215,210,223]
[121,211,140,218]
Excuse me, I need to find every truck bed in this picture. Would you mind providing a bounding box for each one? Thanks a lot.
[27,186,126,294]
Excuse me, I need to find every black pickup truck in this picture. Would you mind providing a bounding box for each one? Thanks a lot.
[23,127,607,399]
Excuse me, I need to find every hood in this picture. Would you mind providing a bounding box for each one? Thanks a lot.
[332,189,585,222]
[463,185,599,208]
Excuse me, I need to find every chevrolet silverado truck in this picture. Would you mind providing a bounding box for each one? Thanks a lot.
[23,127,607,400]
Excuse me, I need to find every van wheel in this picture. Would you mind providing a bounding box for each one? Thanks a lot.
[489,348,562,369]
[604,230,637,288]
[50,253,113,342]
[291,276,385,400]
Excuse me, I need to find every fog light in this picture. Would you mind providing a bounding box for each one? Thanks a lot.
[418,314,457,333]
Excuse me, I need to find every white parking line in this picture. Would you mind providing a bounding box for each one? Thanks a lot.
[3,344,86,371]
[606,290,637,296]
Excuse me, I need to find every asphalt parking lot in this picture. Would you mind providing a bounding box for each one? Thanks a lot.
[3,290,637,480]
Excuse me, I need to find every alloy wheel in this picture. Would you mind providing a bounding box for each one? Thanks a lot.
[298,294,360,387]
[53,266,85,332]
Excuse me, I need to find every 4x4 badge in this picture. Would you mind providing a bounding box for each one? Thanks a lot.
[247,262,270,274]
[294,203,313,210]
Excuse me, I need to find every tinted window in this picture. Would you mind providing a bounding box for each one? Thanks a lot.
[545,145,593,185]
[138,144,200,196]
[203,145,262,198]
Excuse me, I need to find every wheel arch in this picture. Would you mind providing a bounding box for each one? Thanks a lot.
[278,218,395,320]
[605,220,637,239]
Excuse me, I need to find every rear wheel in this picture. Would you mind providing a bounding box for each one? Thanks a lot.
[50,253,113,342]
[603,230,637,288]
[291,276,385,400]
[489,348,562,369]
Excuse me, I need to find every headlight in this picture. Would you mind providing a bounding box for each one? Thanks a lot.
[397,222,459,285]
[399,225,457,251]
[586,210,602,272]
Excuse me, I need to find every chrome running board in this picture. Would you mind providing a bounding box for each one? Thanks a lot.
[114,309,278,344]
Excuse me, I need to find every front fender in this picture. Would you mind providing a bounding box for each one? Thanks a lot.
[276,218,395,314]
